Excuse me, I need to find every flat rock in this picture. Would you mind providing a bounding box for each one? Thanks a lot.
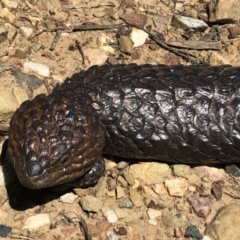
[0,8,15,24]
[188,197,212,218]
[118,35,133,55]
[59,192,78,203]
[147,208,162,219]
[172,164,191,179]
[128,162,171,185]
[130,28,148,47]
[0,83,19,127]
[209,0,240,23]
[79,195,103,212]
[205,202,240,240]
[23,214,51,230]
[103,210,118,223]
[0,225,11,238]
[165,178,188,197]
[20,26,33,38]
[129,189,144,207]
[172,14,208,31]
[84,48,108,67]
[23,61,50,77]
[193,166,223,182]
[1,0,19,10]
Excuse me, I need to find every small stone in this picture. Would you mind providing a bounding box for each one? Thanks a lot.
[119,197,134,209]
[52,74,63,83]
[115,227,127,235]
[117,176,128,188]
[188,186,196,192]
[109,167,119,178]
[211,182,222,200]
[152,183,168,195]
[188,197,212,218]
[129,162,171,185]
[84,48,108,67]
[13,87,29,105]
[225,164,240,177]
[96,177,107,197]
[0,83,18,125]
[23,61,50,77]
[147,208,162,219]
[103,210,118,223]
[123,172,135,186]
[32,42,43,52]
[209,0,240,23]
[205,202,240,240]
[6,23,17,40]
[172,164,191,179]
[80,195,103,212]
[228,26,240,39]
[129,189,144,207]
[202,236,211,240]
[0,225,11,238]
[11,227,21,235]
[144,186,159,199]
[115,208,130,219]
[116,161,128,170]
[130,28,148,47]
[0,8,15,24]
[123,13,147,28]
[73,188,88,197]
[118,35,133,55]
[0,25,8,42]
[148,219,157,225]
[93,11,106,18]
[131,49,141,59]
[193,166,224,182]
[105,160,117,171]
[12,71,43,90]
[184,225,203,240]
[116,186,125,199]
[174,226,184,238]
[23,214,51,230]
[53,218,71,227]
[107,178,117,191]
[172,14,208,31]
[106,234,118,240]
[107,190,115,197]
[165,178,188,197]
[20,26,33,38]
[13,49,27,59]
[1,0,19,10]
[42,20,56,30]
[59,192,78,203]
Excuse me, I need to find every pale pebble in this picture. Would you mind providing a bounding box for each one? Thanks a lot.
[147,208,162,219]
[23,214,51,229]
[23,61,50,77]
[59,193,78,203]
[148,219,157,225]
[165,178,188,197]
[104,210,118,223]
[130,28,148,47]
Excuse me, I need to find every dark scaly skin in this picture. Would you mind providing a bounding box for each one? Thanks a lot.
[8,64,240,189]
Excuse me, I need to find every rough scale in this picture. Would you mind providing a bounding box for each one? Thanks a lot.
[8,64,240,189]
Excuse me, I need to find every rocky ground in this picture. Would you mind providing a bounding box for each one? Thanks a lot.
[1,0,240,239]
